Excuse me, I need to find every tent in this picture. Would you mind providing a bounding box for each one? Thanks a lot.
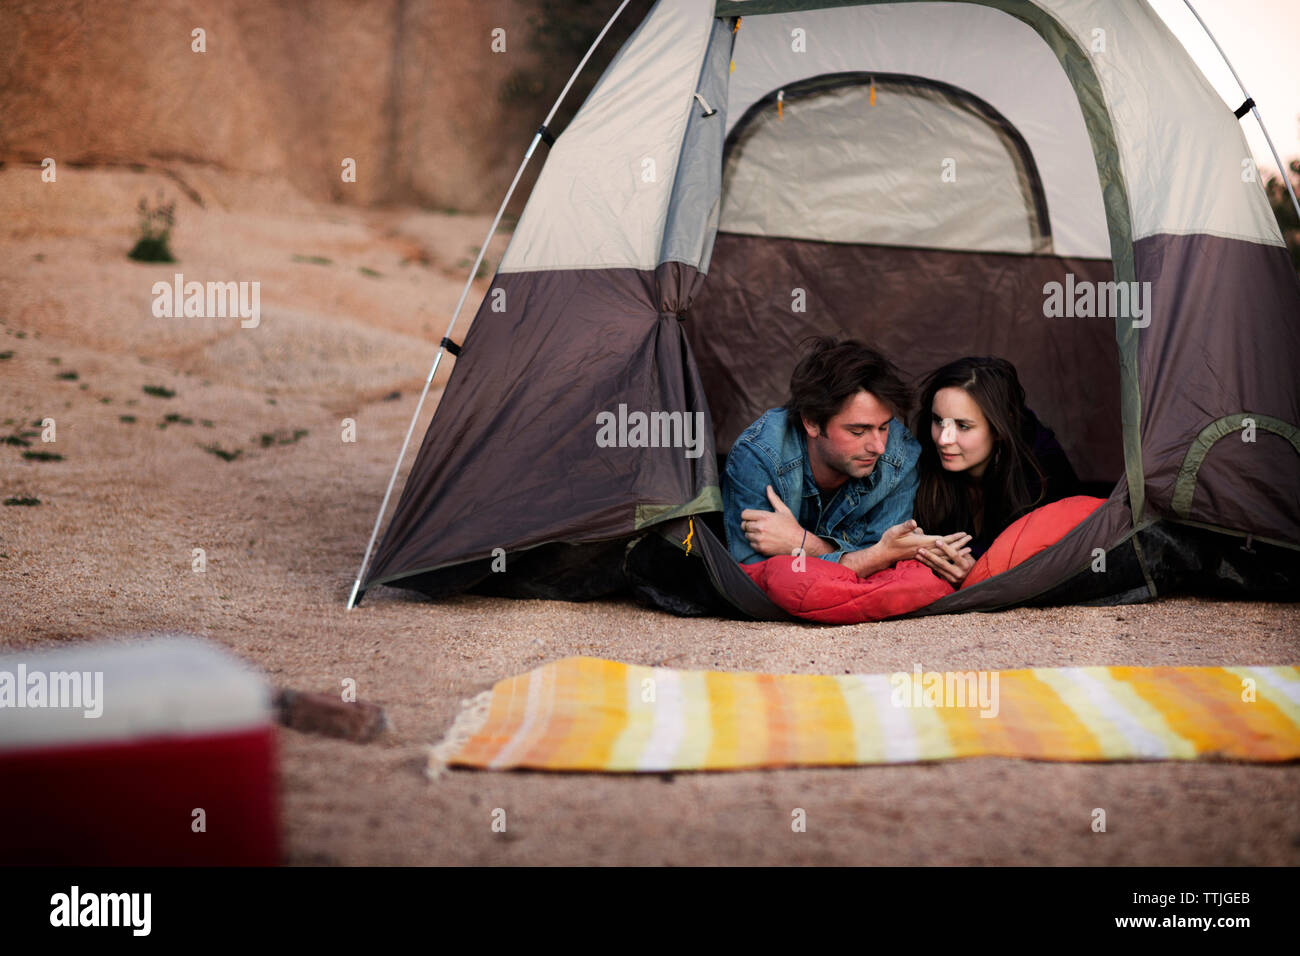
[351,0,1300,618]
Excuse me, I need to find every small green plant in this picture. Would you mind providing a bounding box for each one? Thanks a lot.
[456,247,492,280]
[22,450,62,461]
[128,192,177,263]
[292,254,332,266]
[119,415,137,423]
[201,444,242,462]
[0,352,11,360]
[4,496,40,506]
[56,371,78,381]
[143,385,176,398]
[2,435,31,446]
[258,428,308,448]
[359,266,382,278]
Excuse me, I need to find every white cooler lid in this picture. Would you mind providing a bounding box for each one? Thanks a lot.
[0,635,271,751]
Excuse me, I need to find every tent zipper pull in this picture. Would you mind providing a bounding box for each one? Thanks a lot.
[777,89,784,120]
[870,76,876,106]
[683,517,695,556]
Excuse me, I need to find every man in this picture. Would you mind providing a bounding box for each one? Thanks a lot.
[723,337,963,578]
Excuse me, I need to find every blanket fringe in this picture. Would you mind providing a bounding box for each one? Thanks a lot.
[426,689,494,780]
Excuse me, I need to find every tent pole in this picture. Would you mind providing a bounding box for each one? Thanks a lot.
[1182,0,1300,221]
[346,0,635,610]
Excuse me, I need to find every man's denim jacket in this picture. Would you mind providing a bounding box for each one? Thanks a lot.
[722,407,921,565]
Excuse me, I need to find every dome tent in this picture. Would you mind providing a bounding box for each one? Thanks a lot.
[350,0,1300,618]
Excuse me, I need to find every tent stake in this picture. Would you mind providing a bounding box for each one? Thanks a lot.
[346,0,635,609]
[1182,0,1300,222]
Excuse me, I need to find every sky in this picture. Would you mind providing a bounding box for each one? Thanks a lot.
[1149,0,1300,178]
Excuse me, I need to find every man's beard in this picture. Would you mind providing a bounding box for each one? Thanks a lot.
[842,453,877,477]
[814,439,876,478]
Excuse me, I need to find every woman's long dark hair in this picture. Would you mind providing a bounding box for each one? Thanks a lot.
[912,357,1045,539]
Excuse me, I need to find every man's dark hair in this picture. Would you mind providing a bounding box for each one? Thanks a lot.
[784,336,912,430]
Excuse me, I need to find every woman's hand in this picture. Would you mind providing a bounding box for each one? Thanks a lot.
[917,533,975,586]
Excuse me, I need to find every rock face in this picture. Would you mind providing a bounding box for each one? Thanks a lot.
[0,0,552,211]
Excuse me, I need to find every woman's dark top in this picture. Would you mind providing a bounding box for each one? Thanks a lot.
[962,408,1080,559]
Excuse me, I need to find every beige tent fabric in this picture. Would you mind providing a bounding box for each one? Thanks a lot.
[721,79,1047,253]
[504,0,1285,274]
[724,0,1284,248]
[1046,0,1282,246]
[498,0,716,273]
[726,2,1109,257]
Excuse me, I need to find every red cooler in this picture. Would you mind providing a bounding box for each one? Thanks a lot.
[0,636,280,865]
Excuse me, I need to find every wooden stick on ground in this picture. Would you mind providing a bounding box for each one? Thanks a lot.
[273,688,389,743]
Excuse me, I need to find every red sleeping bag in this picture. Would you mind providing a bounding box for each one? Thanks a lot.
[741,495,1107,624]
[961,495,1107,589]
[741,556,953,625]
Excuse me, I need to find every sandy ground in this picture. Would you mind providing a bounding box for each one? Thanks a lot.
[2,165,1298,866]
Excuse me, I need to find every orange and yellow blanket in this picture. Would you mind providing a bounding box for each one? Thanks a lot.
[430,657,1300,773]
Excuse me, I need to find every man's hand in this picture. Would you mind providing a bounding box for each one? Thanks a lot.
[739,486,807,557]
[840,521,970,579]
[917,534,975,586]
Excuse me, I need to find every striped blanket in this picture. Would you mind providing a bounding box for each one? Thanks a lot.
[430,657,1300,773]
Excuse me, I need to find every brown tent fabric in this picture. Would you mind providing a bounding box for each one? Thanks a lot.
[363,263,719,594]
[686,232,1124,484]
[1134,232,1300,546]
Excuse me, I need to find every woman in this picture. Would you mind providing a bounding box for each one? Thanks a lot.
[911,357,1080,586]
